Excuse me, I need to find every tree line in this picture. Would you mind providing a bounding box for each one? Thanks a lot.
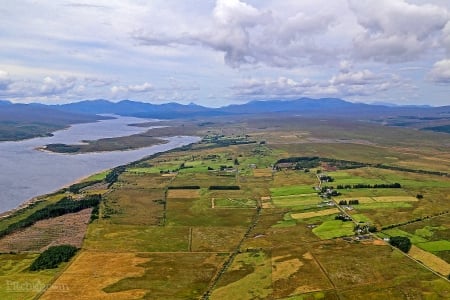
[30,245,78,271]
[336,183,401,189]
[274,156,449,177]
[0,195,101,238]
[338,199,360,205]
[168,186,201,189]
[209,186,240,190]
[68,179,103,193]
[105,165,126,186]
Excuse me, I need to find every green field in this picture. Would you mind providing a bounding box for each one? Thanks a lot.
[0,253,65,300]
[272,194,321,208]
[270,186,317,197]
[418,240,450,252]
[312,219,355,239]
[214,198,257,208]
[382,228,428,244]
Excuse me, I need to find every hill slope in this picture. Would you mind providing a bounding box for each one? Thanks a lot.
[0,102,107,141]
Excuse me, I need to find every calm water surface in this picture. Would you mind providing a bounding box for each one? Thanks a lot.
[0,116,199,213]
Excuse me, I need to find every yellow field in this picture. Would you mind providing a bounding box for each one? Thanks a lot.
[167,189,200,199]
[409,245,450,276]
[291,208,339,219]
[161,173,177,177]
[261,196,274,208]
[373,196,418,202]
[253,169,273,177]
[356,196,418,203]
[271,255,303,282]
[40,251,150,300]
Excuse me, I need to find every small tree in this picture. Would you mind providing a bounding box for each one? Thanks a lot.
[389,236,411,253]
[30,245,78,271]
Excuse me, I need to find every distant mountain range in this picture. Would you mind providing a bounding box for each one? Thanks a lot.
[47,98,450,119]
[50,98,449,119]
[0,100,105,124]
[0,97,449,140]
[1,98,449,120]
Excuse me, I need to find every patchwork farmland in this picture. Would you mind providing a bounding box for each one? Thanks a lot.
[1,122,450,299]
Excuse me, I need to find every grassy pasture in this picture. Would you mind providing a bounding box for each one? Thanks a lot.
[350,213,372,223]
[280,292,337,299]
[84,224,189,252]
[336,188,412,198]
[291,208,340,220]
[272,212,297,228]
[252,168,273,177]
[417,240,450,252]
[270,186,317,197]
[357,202,413,210]
[167,189,200,199]
[40,251,150,300]
[211,251,273,300]
[102,252,226,299]
[126,167,161,174]
[83,170,108,181]
[312,239,448,292]
[118,172,172,189]
[103,188,164,226]
[214,198,257,208]
[337,279,450,300]
[344,196,418,204]
[382,228,428,244]
[173,172,236,188]
[272,171,317,188]
[270,246,334,298]
[394,215,450,242]
[0,253,62,300]
[272,194,321,208]
[326,170,387,185]
[191,227,246,252]
[312,220,354,239]
[166,196,255,227]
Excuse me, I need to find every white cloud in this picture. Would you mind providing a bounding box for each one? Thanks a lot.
[330,70,379,85]
[232,77,314,97]
[0,73,114,102]
[443,22,450,54]
[428,59,450,83]
[40,76,77,95]
[0,70,12,90]
[128,82,153,93]
[111,82,154,96]
[134,0,340,68]
[339,60,353,73]
[348,0,450,62]
[231,67,406,100]
[213,0,269,26]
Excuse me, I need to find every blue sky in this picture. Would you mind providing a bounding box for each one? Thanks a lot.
[0,0,449,106]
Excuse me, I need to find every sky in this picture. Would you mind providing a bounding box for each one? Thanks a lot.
[0,0,450,107]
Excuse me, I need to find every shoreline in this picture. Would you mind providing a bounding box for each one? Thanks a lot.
[0,168,109,221]
[0,135,201,219]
